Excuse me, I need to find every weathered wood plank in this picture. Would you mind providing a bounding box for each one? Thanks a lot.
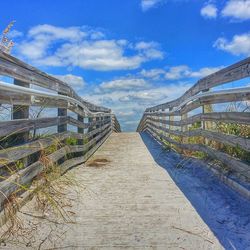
[68,116,110,129]
[0,161,43,208]
[0,128,112,209]
[0,116,68,138]
[0,51,110,113]
[0,123,111,167]
[147,121,250,152]
[39,126,111,163]
[148,112,250,126]
[146,126,250,180]
[179,92,250,115]
[145,92,250,117]
[58,92,67,133]
[0,115,113,138]
[0,51,71,95]
[0,90,114,118]
[147,57,250,111]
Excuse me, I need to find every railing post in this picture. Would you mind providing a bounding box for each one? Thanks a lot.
[160,109,165,140]
[144,114,147,132]
[181,112,188,153]
[58,92,67,133]
[169,107,174,139]
[78,107,84,143]
[12,79,30,144]
[111,114,114,132]
[202,89,214,145]
[156,111,160,137]
[154,111,158,134]
[12,79,30,166]
[108,114,112,132]
[101,115,104,129]
[96,116,100,130]
[88,116,94,133]
[181,113,188,139]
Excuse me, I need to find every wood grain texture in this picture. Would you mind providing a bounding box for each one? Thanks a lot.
[0,51,109,113]
[0,128,112,209]
[0,52,121,215]
[0,124,111,167]
[146,126,250,180]
[0,90,114,118]
[147,121,250,152]
[0,116,68,137]
[147,57,250,112]
[0,116,112,137]
[144,92,250,117]
[147,112,250,126]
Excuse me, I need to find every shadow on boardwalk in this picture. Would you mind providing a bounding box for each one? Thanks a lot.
[140,132,250,250]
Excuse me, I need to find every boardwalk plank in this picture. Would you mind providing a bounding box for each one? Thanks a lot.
[4,133,222,249]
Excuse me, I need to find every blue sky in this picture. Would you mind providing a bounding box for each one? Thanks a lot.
[1,0,250,131]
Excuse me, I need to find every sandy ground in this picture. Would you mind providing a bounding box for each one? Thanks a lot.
[1,132,247,249]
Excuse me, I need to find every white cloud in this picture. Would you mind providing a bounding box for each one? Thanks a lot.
[53,40,145,71]
[53,74,85,90]
[214,32,250,56]
[99,78,148,91]
[165,65,190,80]
[201,3,218,19]
[188,66,224,78]
[141,0,164,11]
[222,0,250,20]
[135,41,164,59]
[119,90,168,104]
[140,68,165,79]
[28,24,88,41]
[123,120,138,125]
[164,65,223,80]
[140,65,223,80]
[117,111,135,117]
[87,82,191,109]
[83,76,192,131]
[15,24,163,71]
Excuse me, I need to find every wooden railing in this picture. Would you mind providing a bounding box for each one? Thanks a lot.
[0,51,120,212]
[137,57,250,182]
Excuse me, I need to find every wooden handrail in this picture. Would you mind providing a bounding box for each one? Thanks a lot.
[146,57,250,112]
[138,57,250,183]
[0,52,121,212]
[0,51,110,113]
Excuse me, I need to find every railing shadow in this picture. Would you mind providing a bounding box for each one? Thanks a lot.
[140,132,250,250]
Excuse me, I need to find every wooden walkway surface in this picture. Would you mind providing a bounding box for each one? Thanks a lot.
[5,133,222,249]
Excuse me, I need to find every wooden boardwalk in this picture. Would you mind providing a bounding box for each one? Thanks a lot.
[5,133,222,249]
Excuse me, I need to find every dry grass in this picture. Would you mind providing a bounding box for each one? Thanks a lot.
[0,137,85,248]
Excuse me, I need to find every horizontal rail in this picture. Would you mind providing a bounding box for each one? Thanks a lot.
[0,127,112,208]
[146,126,250,180]
[0,123,111,167]
[148,112,250,126]
[0,51,109,113]
[147,57,250,112]
[46,126,111,162]
[147,121,250,152]
[0,116,111,138]
[138,57,250,184]
[145,87,250,115]
[0,52,121,215]
[0,116,68,138]
[0,81,110,116]
[68,116,110,129]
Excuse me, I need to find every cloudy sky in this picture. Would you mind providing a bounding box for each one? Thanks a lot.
[2,0,250,131]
